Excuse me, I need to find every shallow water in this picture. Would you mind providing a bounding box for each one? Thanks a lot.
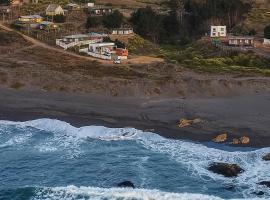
[0,119,269,200]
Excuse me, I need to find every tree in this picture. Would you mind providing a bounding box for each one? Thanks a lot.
[86,16,102,29]
[264,25,270,39]
[102,10,123,29]
[53,14,66,23]
[169,0,185,25]
[0,0,11,5]
[130,7,164,43]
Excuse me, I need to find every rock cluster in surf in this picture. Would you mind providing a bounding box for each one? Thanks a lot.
[208,162,244,177]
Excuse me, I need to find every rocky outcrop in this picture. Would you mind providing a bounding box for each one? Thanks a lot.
[178,118,202,128]
[262,153,270,161]
[259,181,270,188]
[212,133,228,143]
[117,181,135,188]
[231,136,250,145]
[208,162,244,177]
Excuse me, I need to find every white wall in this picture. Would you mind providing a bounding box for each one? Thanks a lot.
[263,38,270,45]
[211,26,227,37]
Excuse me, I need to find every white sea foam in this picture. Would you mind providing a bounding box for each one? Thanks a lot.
[32,185,266,200]
[0,118,270,197]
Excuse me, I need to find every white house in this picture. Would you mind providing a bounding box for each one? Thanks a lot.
[46,4,64,16]
[211,26,227,37]
[86,2,94,7]
[228,36,254,47]
[79,42,116,60]
[56,33,106,50]
[111,28,133,35]
[263,38,270,45]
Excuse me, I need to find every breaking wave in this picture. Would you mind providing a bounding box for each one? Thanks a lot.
[31,186,265,200]
[0,118,270,198]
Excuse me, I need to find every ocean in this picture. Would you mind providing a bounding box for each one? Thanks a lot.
[0,118,269,200]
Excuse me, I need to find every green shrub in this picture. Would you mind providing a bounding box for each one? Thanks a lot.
[264,25,270,39]
[86,16,102,29]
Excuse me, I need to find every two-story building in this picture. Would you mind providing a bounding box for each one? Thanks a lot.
[211,26,227,37]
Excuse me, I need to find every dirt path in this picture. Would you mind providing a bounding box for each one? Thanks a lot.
[0,23,114,64]
[0,23,163,65]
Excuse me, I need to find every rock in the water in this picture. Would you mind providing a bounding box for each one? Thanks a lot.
[239,136,250,144]
[212,133,228,143]
[224,184,236,191]
[262,153,270,161]
[259,181,270,188]
[231,136,250,145]
[231,138,240,145]
[208,162,244,177]
[117,181,135,188]
[252,191,264,196]
[178,118,202,128]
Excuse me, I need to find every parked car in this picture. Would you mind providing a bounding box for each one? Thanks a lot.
[113,59,121,64]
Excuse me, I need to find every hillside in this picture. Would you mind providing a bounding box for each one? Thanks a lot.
[243,0,270,34]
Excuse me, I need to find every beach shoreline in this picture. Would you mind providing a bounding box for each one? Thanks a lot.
[0,87,270,148]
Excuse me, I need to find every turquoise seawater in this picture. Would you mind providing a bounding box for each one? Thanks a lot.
[0,119,269,200]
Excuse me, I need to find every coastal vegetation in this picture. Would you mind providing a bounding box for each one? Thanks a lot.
[159,42,270,75]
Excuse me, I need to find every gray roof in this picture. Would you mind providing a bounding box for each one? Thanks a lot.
[46,4,62,12]
[228,36,254,40]
[64,33,108,39]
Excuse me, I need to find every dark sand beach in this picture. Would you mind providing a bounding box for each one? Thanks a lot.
[0,87,269,147]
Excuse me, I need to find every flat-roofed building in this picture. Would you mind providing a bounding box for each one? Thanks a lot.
[211,26,227,37]
[228,36,254,47]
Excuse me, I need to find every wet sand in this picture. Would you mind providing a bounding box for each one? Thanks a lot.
[0,87,270,147]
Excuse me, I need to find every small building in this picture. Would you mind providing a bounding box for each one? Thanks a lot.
[79,42,115,60]
[89,42,115,54]
[111,28,133,35]
[263,38,270,45]
[18,15,43,23]
[38,21,58,30]
[46,4,64,16]
[86,2,94,7]
[65,3,80,11]
[228,36,254,47]
[86,5,112,16]
[211,26,227,37]
[56,33,107,50]
[115,48,128,60]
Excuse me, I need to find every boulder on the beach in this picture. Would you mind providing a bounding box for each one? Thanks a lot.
[208,162,244,177]
[178,118,202,128]
[212,133,228,143]
[117,181,135,188]
[262,153,270,161]
[259,181,270,188]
